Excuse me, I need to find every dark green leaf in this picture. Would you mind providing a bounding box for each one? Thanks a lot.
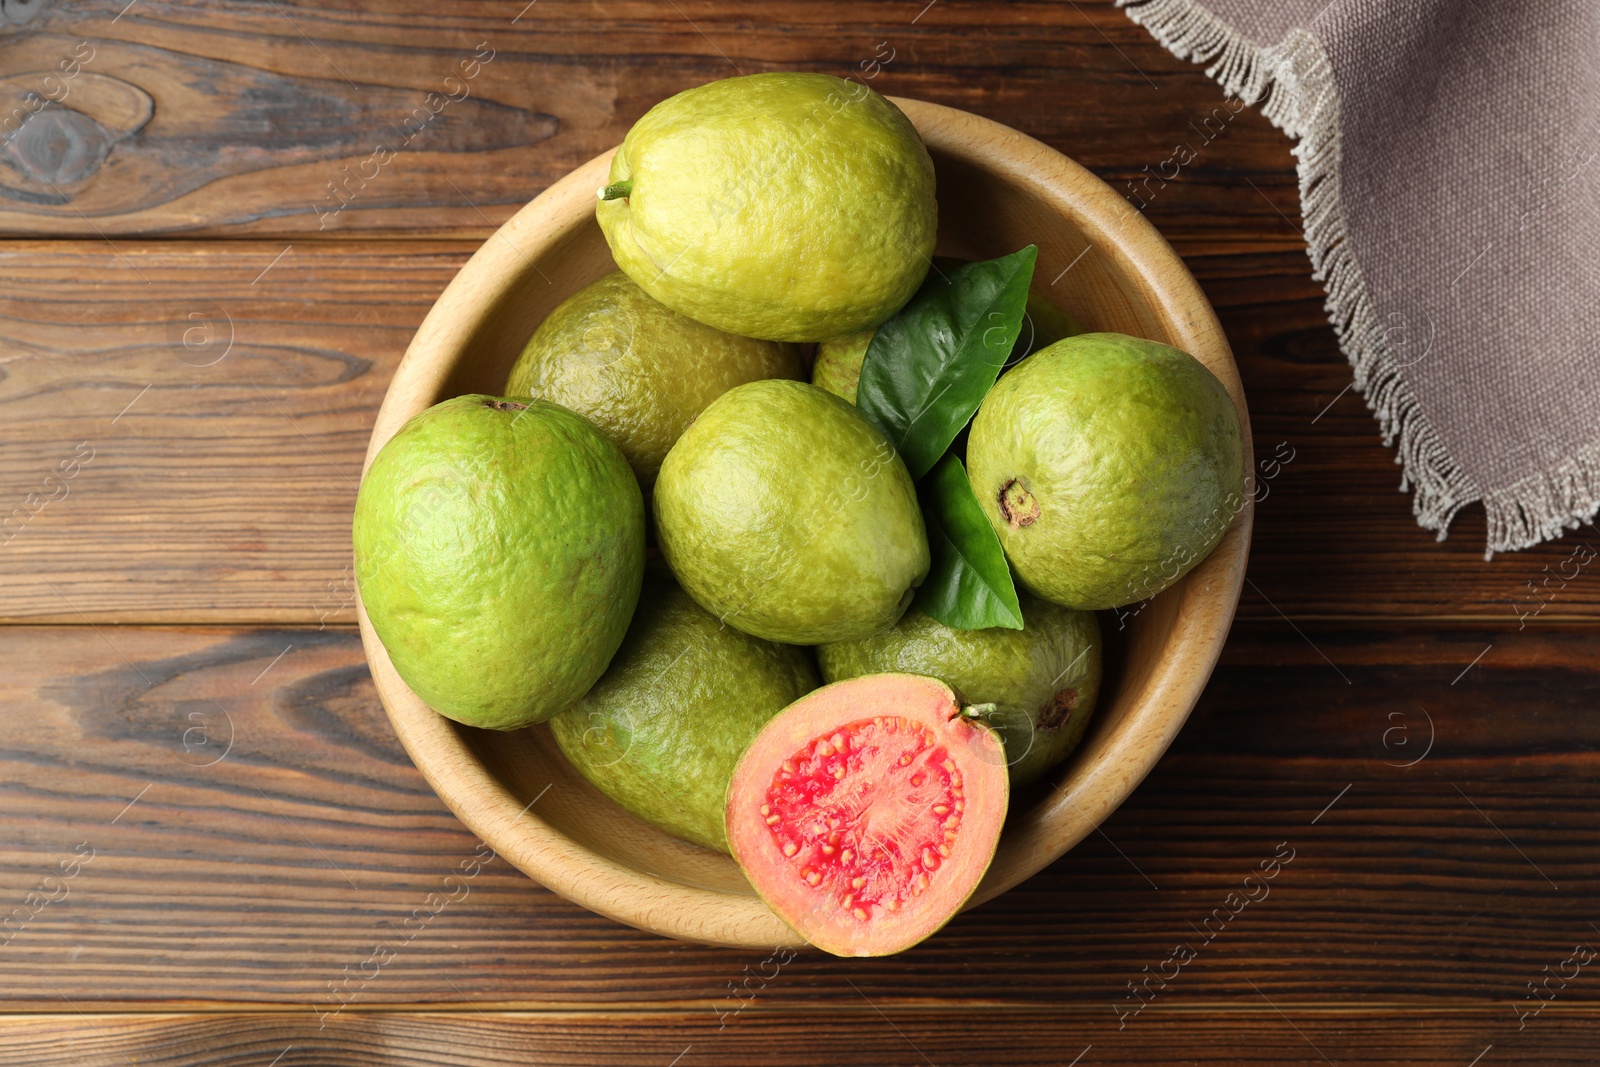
[856,246,1038,478]
[913,452,1023,630]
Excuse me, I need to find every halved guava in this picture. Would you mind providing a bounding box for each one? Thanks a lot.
[725,673,1009,956]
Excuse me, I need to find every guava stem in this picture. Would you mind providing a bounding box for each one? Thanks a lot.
[598,180,633,201]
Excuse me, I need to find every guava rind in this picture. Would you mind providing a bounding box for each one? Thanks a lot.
[506,272,804,492]
[654,379,929,645]
[549,578,819,852]
[966,332,1244,610]
[816,593,1101,787]
[812,288,1084,404]
[596,72,936,342]
[811,328,873,403]
[725,672,1009,957]
[353,395,645,729]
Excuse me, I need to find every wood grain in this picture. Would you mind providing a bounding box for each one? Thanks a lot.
[1,239,1593,623]
[0,0,1299,239]
[0,240,456,624]
[0,622,1595,1009]
[0,1009,1593,1067]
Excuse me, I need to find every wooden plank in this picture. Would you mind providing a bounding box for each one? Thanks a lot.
[0,0,1299,238]
[2,239,1594,623]
[0,1008,1591,1067]
[0,240,459,624]
[0,622,1596,1010]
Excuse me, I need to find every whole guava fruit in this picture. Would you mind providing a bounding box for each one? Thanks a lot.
[725,673,1009,956]
[548,577,819,852]
[595,72,937,342]
[655,379,929,645]
[966,332,1244,610]
[816,593,1100,787]
[353,395,645,729]
[813,287,1084,404]
[506,272,804,492]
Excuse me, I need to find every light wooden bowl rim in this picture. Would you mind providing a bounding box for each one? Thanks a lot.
[357,97,1253,948]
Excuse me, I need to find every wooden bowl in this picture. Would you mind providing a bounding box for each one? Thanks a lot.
[357,98,1253,948]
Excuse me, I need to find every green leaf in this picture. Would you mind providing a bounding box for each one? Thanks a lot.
[856,246,1038,478]
[913,452,1023,630]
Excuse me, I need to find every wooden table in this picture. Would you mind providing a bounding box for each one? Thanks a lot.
[2,2,1595,1064]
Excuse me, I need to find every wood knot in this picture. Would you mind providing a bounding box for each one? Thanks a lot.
[6,106,111,184]
[0,0,55,30]
[0,71,152,190]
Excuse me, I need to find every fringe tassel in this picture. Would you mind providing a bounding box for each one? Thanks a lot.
[1483,441,1600,552]
[1113,0,1575,559]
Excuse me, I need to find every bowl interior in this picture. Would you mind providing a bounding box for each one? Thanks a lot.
[362,98,1252,947]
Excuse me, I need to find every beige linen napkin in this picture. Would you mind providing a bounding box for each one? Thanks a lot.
[1120,0,1600,556]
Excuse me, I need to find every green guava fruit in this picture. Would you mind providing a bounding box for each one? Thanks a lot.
[810,327,875,403]
[505,272,804,492]
[816,593,1100,787]
[654,379,929,645]
[595,72,937,342]
[353,395,645,729]
[966,332,1244,610]
[812,288,1084,404]
[725,673,1009,956]
[548,577,818,852]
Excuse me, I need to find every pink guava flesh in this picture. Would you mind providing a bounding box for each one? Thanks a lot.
[727,673,1009,957]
